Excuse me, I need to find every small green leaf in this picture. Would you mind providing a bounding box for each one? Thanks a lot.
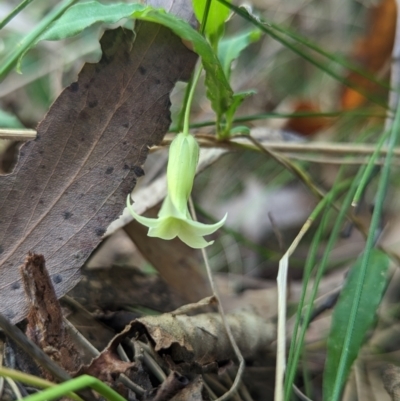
[230,126,250,135]
[41,2,145,40]
[221,90,255,138]
[324,249,389,401]
[218,29,261,79]
[192,0,230,45]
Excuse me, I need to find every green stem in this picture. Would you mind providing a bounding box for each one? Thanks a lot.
[0,0,36,31]
[20,375,127,401]
[0,367,83,401]
[183,65,203,135]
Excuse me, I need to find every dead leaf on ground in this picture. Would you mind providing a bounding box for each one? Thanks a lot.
[101,310,275,374]
[0,0,197,324]
[341,0,396,110]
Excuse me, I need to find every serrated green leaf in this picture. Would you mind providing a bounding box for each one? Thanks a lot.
[218,29,261,79]
[40,2,145,40]
[324,249,389,401]
[38,1,233,130]
[221,90,254,138]
[192,0,230,46]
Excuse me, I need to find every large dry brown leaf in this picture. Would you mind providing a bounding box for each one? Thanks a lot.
[0,4,197,323]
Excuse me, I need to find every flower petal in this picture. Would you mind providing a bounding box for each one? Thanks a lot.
[148,217,180,240]
[126,195,159,228]
[183,213,228,236]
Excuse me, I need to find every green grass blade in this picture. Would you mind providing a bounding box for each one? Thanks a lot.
[21,375,127,401]
[0,367,83,401]
[0,0,36,31]
[215,0,389,109]
[324,250,390,400]
[327,85,400,401]
[284,172,361,401]
[0,0,78,80]
[352,129,390,207]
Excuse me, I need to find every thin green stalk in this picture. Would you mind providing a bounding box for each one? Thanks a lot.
[285,163,367,401]
[215,0,389,110]
[0,0,36,30]
[284,177,356,400]
[176,0,212,133]
[176,74,194,132]
[352,129,389,207]
[199,0,213,35]
[0,0,78,80]
[183,65,203,135]
[267,20,391,92]
[169,110,385,132]
[20,375,127,401]
[0,367,83,401]
[330,86,400,401]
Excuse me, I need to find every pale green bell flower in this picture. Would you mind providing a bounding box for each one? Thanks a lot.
[127,132,227,249]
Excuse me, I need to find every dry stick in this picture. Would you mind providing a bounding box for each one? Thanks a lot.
[188,198,245,401]
[0,314,71,383]
[9,127,400,160]
[0,129,37,141]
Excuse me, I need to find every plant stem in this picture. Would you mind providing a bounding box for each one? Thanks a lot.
[0,0,78,81]
[183,65,203,135]
[0,0,36,30]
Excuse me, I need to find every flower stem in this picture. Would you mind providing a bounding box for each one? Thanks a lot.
[183,65,203,136]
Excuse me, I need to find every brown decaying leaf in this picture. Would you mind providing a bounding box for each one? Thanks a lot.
[0,1,197,324]
[21,252,80,375]
[341,0,396,110]
[98,310,275,375]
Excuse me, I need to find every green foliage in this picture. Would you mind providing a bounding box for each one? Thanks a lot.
[0,110,24,128]
[192,0,230,46]
[37,1,234,137]
[324,250,389,400]
[218,29,261,79]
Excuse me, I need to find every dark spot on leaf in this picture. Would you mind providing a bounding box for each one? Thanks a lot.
[70,82,79,92]
[155,78,161,84]
[41,165,46,169]
[89,100,98,108]
[58,237,63,241]
[81,137,85,142]
[35,134,41,141]
[39,150,43,155]
[39,200,44,205]
[5,310,15,320]
[63,211,73,220]
[20,152,25,157]
[123,164,130,170]
[11,282,20,290]
[123,141,127,145]
[79,111,89,120]
[105,167,114,175]
[95,228,105,237]
[122,122,129,128]
[0,245,3,254]
[133,166,145,177]
[53,274,63,284]
[139,66,146,75]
